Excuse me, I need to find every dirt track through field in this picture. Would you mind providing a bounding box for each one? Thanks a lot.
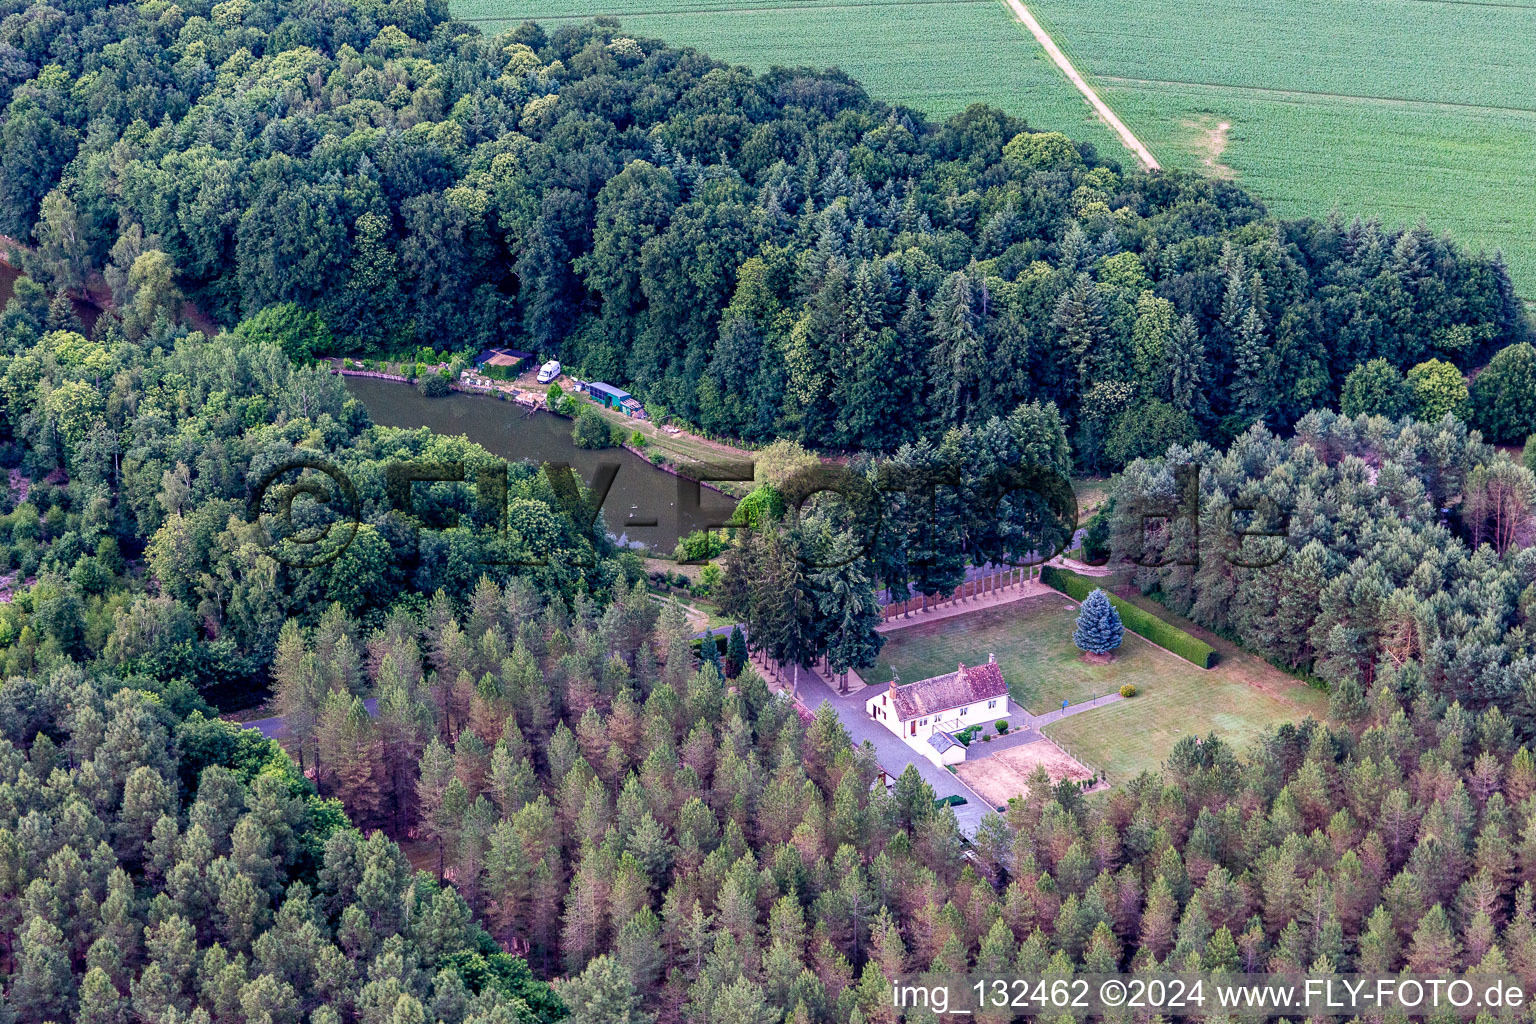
[997,0,1161,170]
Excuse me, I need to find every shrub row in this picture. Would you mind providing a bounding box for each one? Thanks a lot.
[1041,566,1216,669]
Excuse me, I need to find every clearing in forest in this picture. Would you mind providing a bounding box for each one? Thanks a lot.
[872,592,1327,781]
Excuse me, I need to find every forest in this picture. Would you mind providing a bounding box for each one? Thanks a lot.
[7,0,1536,1019]
[17,566,1536,1024]
[0,0,1529,466]
[1107,410,1536,728]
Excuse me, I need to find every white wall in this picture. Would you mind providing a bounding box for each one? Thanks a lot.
[865,691,1011,741]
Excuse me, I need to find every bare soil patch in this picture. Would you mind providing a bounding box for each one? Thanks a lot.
[1182,115,1234,179]
[955,740,1094,809]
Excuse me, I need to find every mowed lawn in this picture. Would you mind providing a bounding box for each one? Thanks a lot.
[872,592,1327,780]
[872,594,1133,711]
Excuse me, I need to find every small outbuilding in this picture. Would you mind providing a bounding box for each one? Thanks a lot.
[927,729,967,766]
[585,381,647,418]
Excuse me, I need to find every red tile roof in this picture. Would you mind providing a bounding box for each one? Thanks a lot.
[887,660,1007,721]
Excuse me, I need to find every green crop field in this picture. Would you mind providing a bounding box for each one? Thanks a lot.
[461,0,1536,295]
[1026,0,1536,294]
[457,0,1126,150]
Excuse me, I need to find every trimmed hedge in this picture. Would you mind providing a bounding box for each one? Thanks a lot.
[1042,566,1216,669]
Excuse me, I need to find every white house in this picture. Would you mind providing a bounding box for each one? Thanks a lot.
[865,656,1011,766]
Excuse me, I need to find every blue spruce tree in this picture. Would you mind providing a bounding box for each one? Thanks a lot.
[1074,588,1124,655]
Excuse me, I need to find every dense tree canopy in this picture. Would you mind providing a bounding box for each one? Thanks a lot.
[1110,410,1536,726]
[0,669,561,1024]
[8,2,1536,1020]
[0,0,1527,466]
[0,304,630,687]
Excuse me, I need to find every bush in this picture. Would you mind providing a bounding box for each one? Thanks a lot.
[1119,683,1137,698]
[1042,566,1216,668]
[630,430,647,448]
[572,407,614,448]
[1472,342,1536,442]
[419,373,450,398]
[996,720,1008,734]
[674,529,724,563]
[1406,358,1468,421]
[1340,358,1412,418]
[234,302,335,361]
[731,485,786,530]
[1082,498,1113,563]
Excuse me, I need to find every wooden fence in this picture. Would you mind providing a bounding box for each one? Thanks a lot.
[880,565,1040,619]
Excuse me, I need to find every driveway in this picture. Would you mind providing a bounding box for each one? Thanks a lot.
[790,662,995,835]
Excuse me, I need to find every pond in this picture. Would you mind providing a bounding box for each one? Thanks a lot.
[344,375,736,552]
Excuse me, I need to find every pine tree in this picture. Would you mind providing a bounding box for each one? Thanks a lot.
[1074,589,1124,655]
[416,738,457,880]
[930,268,987,426]
[1165,314,1210,421]
[1406,904,1462,972]
[1230,307,1272,423]
[698,633,724,678]
[725,625,748,679]
[1053,273,1116,392]
[272,620,320,776]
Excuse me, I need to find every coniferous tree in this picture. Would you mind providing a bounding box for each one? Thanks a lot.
[1166,314,1211,422]
[1073,589,1124,656]
[725,625,748,679]
[1230,307,1272,424]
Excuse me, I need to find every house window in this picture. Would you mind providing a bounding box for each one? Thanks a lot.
[921,719,928,726]
[988,699,997,709]
[960,707,967,715]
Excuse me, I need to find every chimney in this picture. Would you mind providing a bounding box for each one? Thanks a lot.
[957,661,965,674]
[989,652,996,664]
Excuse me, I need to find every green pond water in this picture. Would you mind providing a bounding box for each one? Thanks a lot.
[344,375,735,551]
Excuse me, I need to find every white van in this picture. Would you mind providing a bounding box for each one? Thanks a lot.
[536,360,561,384]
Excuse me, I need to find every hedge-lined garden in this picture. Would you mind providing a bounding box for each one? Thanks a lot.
[1042,567,1216,668]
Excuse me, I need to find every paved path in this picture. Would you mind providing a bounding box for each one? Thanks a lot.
[766,658,997,834]
[1021,690,1125,729]
[999,0,1162,171]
